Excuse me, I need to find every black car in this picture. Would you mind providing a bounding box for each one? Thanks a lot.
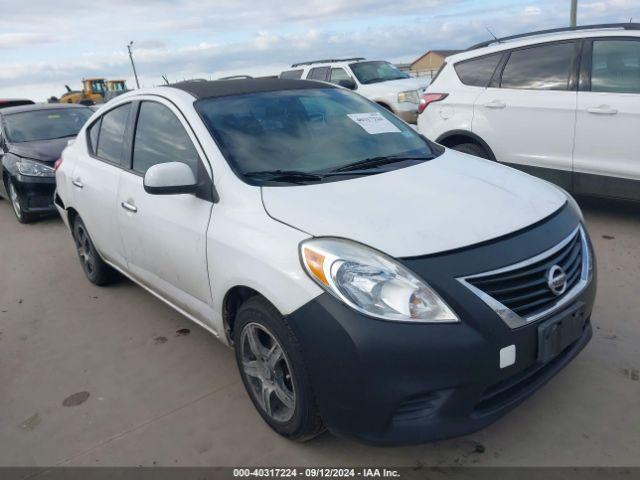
[0,103,93,223]
[0,99,35,109]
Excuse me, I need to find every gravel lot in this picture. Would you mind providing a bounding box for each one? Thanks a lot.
[0,196,638,467]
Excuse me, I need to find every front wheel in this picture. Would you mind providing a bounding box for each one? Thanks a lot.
[7,179,36,224]
[72,217,117,286]
[234,296,324,441]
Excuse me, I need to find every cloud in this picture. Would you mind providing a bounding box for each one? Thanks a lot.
[0,0,636,100]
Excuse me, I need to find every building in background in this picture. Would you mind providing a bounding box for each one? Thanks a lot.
[399,50,462,79]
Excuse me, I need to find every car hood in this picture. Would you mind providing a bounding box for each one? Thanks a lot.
[261,150,568,258]
[7,137,73,163]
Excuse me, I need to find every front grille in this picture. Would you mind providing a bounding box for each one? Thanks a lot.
[461,227,588,326]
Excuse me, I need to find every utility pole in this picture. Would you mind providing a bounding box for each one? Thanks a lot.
[570,0,577,27]
[127,41,140,89]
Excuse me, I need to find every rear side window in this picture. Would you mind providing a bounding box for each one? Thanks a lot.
[501,42,576,91]
[87,118,101,154]
[132,102,199,175]
[307,67,330,81]
[454,53,502,87]
[96,103,131,164]
[280,69,303,79]
[591,40,640,94]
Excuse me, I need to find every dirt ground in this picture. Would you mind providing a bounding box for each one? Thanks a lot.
[0,197,638,467]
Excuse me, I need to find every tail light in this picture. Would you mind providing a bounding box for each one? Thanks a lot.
[54,157,63,171]
[418,93,448,115]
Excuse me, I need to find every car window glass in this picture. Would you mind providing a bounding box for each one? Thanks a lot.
[501,42,575,91]
[307,67,330,81]
[87,118,101,154]
[591,40,640,94]
[96,103,131,163]
[3,108,93,143]
[329,68,350,83]
[133,102,199,175]
[196,88,435,182]
[280,69,303,79]
[455,53,502,87]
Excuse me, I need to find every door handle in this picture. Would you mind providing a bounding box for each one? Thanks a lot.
[121,201,138,213]
[483,100,506,109]
[587,105,618,115]
[72,179,83,189]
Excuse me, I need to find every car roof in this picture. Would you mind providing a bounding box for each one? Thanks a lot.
[169,78,334,99]
[0,103,92,116]
[449,24,640,63]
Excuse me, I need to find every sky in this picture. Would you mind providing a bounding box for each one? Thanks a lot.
[0,0,637,101]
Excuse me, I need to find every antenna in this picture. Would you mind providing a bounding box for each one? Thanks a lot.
[162,75,169,85]
[486,27,498,41]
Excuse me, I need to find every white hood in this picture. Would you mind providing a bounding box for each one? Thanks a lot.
[261,151,567,258]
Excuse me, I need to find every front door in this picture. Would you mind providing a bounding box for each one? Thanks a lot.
[117,99,214,323]
[573,37,640,200]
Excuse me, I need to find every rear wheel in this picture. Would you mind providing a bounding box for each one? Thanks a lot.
[451,142,491,160]
[234,296,324,441]
[72,217,117,286]
[7,179,36,224]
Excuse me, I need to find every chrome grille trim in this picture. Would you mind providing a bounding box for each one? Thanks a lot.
[457,225,591,329]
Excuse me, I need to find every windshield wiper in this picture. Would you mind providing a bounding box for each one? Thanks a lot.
[329,155,434,173]
[243,169,325,184]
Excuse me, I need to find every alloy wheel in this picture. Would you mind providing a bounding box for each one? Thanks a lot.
[240,322,296,423]
[8,181,22,220]
[74,223,96,277]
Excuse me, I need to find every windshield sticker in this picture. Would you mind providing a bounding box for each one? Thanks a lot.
[347,112,401,135]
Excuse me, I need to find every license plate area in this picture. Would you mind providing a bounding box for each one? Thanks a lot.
[537,302,587,364]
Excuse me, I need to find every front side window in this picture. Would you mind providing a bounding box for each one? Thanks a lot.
[455,53,502,87]
[307,67,330,81]
[96,103,131,164]
[196,88,439,185]
[348,61,409,84]
[329,68,351,84]
[501,42,576,91]
[133,102,199,175]
[3,108,93,143]
[591,40,640,94]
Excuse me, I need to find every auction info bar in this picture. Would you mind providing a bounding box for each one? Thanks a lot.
[1,468,638,480]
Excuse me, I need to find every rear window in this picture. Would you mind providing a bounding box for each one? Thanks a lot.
[95,103,131,164]
[307,67,330,81]
[280,69,304,79]
[454,53,502,87]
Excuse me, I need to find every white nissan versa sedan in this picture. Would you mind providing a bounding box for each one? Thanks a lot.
[55,79,596,445]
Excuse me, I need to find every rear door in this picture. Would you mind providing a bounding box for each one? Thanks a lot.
[573,37,640,200]
[473,41,580,189]
[116,98,215,322]
[70,102,132,268]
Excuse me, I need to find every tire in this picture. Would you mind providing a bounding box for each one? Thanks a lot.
[233,296,324,441]
[6,179,36,224]
[72,216,117,286]
[451,142,491,160]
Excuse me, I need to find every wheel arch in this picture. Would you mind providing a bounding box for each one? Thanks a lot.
[436,130,496,161]
[222,285,264,346]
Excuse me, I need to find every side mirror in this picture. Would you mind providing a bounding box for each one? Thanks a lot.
[143,162,197,195]
[338,79,357,90]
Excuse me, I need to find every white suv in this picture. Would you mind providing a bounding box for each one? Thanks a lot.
[418,23,640,202]
[280,58,429,123]
[55,78,595,445]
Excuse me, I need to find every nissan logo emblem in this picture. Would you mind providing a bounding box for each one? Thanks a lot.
[547,265,568,296]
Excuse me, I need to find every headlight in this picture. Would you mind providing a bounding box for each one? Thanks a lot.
[16,158,55,177]
[300,238,458,323]
[398,90,420,104]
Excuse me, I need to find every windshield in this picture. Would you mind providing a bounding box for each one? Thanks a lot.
[3,108,93,143]
[196,88,439,185]
[349,61,410,84]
